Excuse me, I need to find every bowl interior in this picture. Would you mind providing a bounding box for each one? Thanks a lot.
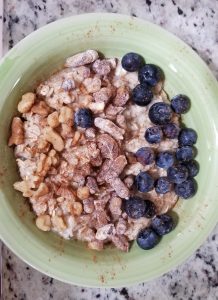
[0,13,218,287]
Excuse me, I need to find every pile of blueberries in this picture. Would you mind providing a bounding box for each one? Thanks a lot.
[121,52,199,250]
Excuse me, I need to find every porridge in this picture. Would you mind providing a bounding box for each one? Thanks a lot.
[8,50,198,251]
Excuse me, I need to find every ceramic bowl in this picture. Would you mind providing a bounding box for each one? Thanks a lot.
[0,13,218,287]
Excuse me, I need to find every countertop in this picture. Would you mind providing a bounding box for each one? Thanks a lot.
[2,0,218,299]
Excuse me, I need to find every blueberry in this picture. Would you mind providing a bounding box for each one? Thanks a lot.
[145,126,163,144]
[176,146,195,161]
[175,178,197,199]
[121,52,144,72]
[132,84,153,106]
[151,214,174,236]
[137,228,160,250]
[171,94,190,114]
[138,64,163,87]
[167,165,188,184]
[135,171,154,193]
[162,123,180,139]
[156,152,175,169]
[144,200,157,218]
[182,160,199,177]
[74,108,94,128]
[155,177,171,194]
[135,147,155,165]
[124,196,146,219]
[178,128,197,146]
[149,102,172,125]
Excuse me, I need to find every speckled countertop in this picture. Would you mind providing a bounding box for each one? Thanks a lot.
[1,0,218,299]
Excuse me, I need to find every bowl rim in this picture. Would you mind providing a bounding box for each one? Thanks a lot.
[0,12,218,288]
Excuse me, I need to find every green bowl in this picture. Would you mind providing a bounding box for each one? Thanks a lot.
[0,13,218,288]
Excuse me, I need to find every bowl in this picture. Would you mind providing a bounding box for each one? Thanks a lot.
[0,13,218,288]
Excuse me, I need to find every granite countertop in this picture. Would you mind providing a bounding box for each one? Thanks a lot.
[1,0,218,299]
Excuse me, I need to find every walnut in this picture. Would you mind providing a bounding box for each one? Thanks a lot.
[56,186,76,200]
[92,59,111,76]
[60,123,74,139]
[111,235,129,252]
[95,224,116,240]
[83,198,95,214]
[93,87,112,103]
[65,50,99,68]
[52,215,67,231]
[105,104,125,120]
[83,77,101,93]
[33,182,49,198]
[72,202,83,216]
[8,117,24,146]
[72,131,81,146]
[36,215,51,231]
[44,126,64,152]
[110,178,129,199]
[88,102,105,113]
[94,117,124,140]
[77,186,90,200]
[36,84,53,98]
[113,86,130,106]
[61,79,75,91]
[109,195,122,218]
[71,66,91,82]
[59,106,73,124]
[18,92,35,113]
[13,180,33,197]
[86,177,99,194]
[116,114,126,129]
[31,101,50,116]
[36,153,52,177]
[116,218,127,235]
[97,155,127,184]
[90,155,103,167]
[97,133,119,160]
[85,128,96,140]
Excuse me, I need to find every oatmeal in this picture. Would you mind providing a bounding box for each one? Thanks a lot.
[9,50,198,251]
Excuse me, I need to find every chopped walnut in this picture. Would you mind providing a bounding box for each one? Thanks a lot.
[111,235,129,252]
[18,92,35,113]
[88,101,105,113]
[92,59,111,76]
[86,176,99,194]
[97,133,119,160]
[77,186,90,200]
[116,218,127,235]
[59,106,73,124]
[110,178,129,199]
[85,128,96,140]
[83,77,101,93]
[94,117,124,140]
[109,195,122,218]
[93,87,112,104]
[116,114,126,129]
[65,50,99,68]
[96,224,115,240]
[44,126,64,152]
[13,180,33,197]
[105,104,125,120]
[8,117,24,146]
[31,101,50,116]
[83,198,95,214]
[113,86,130,106]
[52,215,67,231]
[36,215,51,231]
